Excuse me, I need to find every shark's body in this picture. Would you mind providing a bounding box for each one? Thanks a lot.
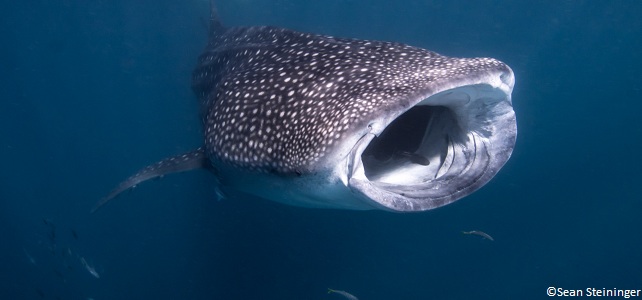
[94,2,516,213]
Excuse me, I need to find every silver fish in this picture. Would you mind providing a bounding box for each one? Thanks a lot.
[80,257,100,278]
[462,230,495,241]
[328,288,359,300]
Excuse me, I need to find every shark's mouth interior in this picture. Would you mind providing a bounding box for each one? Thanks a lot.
[348,84,516,211]
[361,105,460,185]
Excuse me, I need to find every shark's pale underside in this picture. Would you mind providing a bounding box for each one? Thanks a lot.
[93,1,516,213]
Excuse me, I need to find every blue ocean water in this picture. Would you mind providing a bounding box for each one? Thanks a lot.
[1,0,641,299]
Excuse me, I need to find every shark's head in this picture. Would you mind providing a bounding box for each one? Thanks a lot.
[344,61,516,211]
[192,26,516,212]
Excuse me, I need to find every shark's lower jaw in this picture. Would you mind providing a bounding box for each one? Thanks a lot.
[347,79,516,212]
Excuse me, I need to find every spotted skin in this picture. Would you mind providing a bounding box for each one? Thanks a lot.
[192,26,508,175]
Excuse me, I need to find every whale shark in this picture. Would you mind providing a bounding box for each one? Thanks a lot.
[93,1,516,213]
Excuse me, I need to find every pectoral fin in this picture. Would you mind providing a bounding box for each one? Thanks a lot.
[92,147,210,213]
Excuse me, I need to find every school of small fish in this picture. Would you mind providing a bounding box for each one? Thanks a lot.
[23,219,100,299]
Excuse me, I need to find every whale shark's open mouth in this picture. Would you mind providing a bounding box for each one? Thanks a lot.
[347,77,516,212]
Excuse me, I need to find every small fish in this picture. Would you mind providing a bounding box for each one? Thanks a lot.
[462,230,494,241]
[71,229,79,240]
[53,269,64,279]
[63,261,73,271]
[43,219,57,249]
[80,257,101,278]
[43,218,56,231]
[328,288,359,300]
[396,151,431,166]
[23,248,36,265]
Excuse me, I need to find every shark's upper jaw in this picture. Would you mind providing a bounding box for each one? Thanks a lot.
[344,69,516,212]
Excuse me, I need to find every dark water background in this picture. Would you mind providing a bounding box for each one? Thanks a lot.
[1,0,641,299]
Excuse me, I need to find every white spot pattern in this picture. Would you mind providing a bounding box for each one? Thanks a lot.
[192,26,508,174]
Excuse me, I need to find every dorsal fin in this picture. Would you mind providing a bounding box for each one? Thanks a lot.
[91,147,210,213]
[209,0,225,37]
